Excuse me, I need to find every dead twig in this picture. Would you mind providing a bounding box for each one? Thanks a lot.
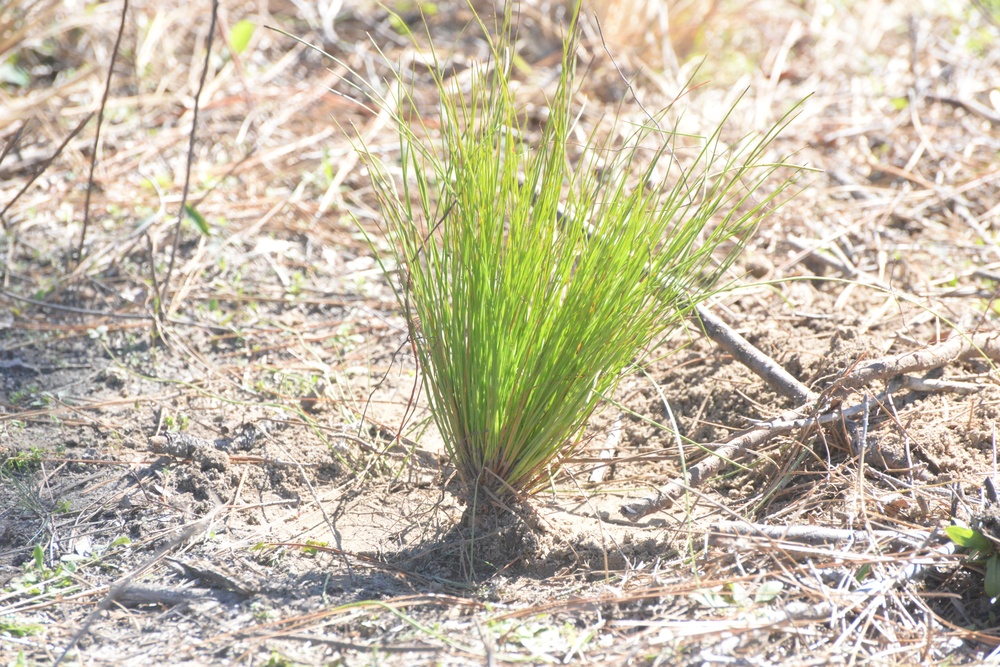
[53,504,223,666]
[834,331,1000,393]
[110,585,213,607]
[695,305,816,404]
[900,374,983,394]
[621,331,1000,521]
[0,114,93,228]
[619,398,867,520]
[161,0,219,317]
[0,123,27,170]
[711,520,932,545]
[926,93,1000,126]
[76,0,128,266]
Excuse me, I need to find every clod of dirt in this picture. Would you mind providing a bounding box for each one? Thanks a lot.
[143,421,342,514]
[149,422,267,457]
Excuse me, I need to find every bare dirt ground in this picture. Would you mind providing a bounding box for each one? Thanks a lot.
[3,0,1000,665]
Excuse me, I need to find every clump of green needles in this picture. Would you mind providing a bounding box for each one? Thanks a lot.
[360,2,803,512]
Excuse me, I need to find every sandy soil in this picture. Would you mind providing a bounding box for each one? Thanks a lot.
[3,0,1000,664]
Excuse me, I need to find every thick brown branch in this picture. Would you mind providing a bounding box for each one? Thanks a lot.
[834,331,1000,392]
[695,305,816,404]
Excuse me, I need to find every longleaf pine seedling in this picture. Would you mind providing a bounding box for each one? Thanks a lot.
[358,2,803,511]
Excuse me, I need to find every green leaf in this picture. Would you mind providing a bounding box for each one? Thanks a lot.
[302,539,328,556]
[946,525,976,545]
[229,20,255,55]
[754,581,783,604]
[946,525,994,552]
[0,619,43,638]
[987,554,1000,599]
[729,582,749,605]
[184,204,210,235]
[0,62,30,87]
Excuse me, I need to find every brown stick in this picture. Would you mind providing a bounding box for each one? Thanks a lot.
[0,123,27,171]
[161,0,220,317]
[619,399,870,520]
[0,114,93,227]
[620,331,1000,521]
[926,93,1000,126]
[76,0,129,266]
[54,505,223,666]
[834,331,1000,393]
[710,520,931,545]
[695,305,816,404]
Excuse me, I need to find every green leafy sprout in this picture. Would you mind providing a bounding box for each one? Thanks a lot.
[946,524,1000,599]
[356,2,805,507]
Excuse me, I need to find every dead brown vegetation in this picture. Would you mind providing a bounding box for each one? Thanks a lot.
[3,0,1000,664]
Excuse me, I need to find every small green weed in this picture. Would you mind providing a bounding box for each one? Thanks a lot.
[161,412,190,431]
[301,539,328,557]
[7,386,53,409]
[4,537,130,598]
[8,545,79,596]
[2,447,45,473]
[946,524,1000,598]
[250,601,276,623]
[0,617,43,638]
[264,652,305,667]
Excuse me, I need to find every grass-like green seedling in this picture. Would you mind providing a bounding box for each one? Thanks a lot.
[359,2,804,509]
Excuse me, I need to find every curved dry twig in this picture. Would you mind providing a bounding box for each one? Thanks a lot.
[620,328,1000,521]
[834,331,1000,392]
[160,0,220,317]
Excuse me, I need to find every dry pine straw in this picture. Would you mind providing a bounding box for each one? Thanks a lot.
[2,0,1000,665]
